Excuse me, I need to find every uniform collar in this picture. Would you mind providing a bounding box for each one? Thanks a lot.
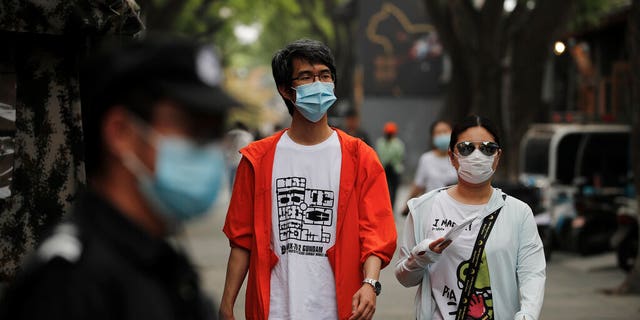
[74,191,185,268]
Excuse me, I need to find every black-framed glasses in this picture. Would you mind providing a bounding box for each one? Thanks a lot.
[291,70,334,84]
[456,141,500,157]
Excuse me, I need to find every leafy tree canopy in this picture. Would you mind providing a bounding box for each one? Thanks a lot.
[139,0,343,68]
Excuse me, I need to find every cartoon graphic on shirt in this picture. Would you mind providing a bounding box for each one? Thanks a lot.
[456,252,494,320]
[276,177,334,256]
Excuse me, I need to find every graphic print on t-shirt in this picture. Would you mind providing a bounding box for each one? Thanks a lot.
[456,252,494,319]
[276,177,334,256]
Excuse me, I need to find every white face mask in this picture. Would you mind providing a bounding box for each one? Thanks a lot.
[455,149,496,184]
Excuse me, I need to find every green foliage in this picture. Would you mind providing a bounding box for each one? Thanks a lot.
[569,0,624,31]
[140,0,351,130]
[143,0,339,68]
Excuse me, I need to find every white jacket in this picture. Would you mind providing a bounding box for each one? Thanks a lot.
[395,187,546,320]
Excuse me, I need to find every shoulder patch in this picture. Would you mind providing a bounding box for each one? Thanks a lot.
[37,223,82,263]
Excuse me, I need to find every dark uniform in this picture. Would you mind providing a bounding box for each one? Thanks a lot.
[0,191,216,320]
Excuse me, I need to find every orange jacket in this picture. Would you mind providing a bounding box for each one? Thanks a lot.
[223,129,397,320]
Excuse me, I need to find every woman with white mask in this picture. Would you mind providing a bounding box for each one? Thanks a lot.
[395,115,546,320]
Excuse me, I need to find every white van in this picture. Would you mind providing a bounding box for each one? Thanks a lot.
[519,123,631,255]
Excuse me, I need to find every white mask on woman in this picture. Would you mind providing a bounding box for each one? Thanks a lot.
[455,149,495,184]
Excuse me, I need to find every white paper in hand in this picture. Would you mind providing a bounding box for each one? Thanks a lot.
[410,239,431,256]
[442,215,478,242]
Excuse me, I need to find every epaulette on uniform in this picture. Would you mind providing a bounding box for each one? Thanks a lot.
[36,223,82,263]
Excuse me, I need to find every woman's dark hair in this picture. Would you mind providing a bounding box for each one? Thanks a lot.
[429,120,451,136]
[449,115,502,151]
[429,119,451,149]
[271,39,337,115]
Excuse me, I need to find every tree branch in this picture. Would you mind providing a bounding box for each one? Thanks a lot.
[450,0,481,52]
[504,0,530,37]
[194,0,216,21]
[481,0,505,25]
[423,0,456,50]
[481,0,508,60]
[297,0,330,45]
[138,0,190,31]
[526,0,575,36]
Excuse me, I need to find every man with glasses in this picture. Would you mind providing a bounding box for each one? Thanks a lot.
[220,39,397,320]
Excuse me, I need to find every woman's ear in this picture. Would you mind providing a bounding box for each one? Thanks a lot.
[492,149,502,170]
[449,149,458,170]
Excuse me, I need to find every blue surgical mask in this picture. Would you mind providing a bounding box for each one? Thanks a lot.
[433,134,451,152]
[293,81,337,122]
[122,135,224,223]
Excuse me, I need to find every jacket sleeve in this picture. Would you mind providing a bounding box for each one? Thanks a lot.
[394,203,440,287]
[222,156,255,250]
[357,144,397,268]
[514,206,546,320]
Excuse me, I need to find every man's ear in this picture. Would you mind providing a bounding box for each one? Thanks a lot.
[102,106,136,157]
[277,85,294,102]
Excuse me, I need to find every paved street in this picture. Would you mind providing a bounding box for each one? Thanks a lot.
[181,186,640,319]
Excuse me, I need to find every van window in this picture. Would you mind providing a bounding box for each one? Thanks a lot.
[578,133,629,187]
[556,133,582,184]
[523,137,550,175]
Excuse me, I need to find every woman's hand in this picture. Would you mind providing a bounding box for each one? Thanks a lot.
[406,237,451,269]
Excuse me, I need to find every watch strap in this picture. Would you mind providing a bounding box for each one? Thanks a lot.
[362,278,381,295]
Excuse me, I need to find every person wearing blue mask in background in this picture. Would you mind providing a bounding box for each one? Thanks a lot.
[220,39,396,320]
[401,120,457,216]
[0,37,234,320]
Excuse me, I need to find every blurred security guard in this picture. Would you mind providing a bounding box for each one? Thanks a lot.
[0,37,235,320]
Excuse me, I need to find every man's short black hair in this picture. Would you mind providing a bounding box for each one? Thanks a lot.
[271,39,337,116]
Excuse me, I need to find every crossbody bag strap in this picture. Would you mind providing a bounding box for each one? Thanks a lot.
[455,205,503,320]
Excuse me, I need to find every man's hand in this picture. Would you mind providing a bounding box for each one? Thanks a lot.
[218,305,235,320]
[349,284,377,320]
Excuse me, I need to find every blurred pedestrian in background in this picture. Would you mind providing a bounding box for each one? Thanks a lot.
[220,39,396,320]
[395,115,545,320]
[223,121,254,190]
[343,108,371,145]
[401,120,457,216]
[376,121,405,209]
[0,37,234,320]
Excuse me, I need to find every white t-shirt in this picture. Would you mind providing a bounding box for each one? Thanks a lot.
[414,150,458,192]
[427,191,494,320]
[269,130,341,320]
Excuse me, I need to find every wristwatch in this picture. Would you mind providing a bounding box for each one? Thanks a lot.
[362,278,381,296]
